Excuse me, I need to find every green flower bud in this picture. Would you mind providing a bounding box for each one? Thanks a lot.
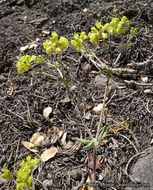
[51,31,58,41]
[46,47,52,55]
[55,47,62,54]
[116,23,125,34]
[107,26,115,35]
[43,40,52,50]
[103,23,110,31]
[71,40,77,49]
[16,182,27,190]
[29,55,36,62]
[91,27,98,34]
[110,18,120,26]
[121,16,129,26]
[88,33,96,43]
[95,20,103,30]
[28,176,33,186]
[1,169,13,180]
[80,32,88,40]
[59,37,69,49]
[74,33,79,40]
[101,32,108,39]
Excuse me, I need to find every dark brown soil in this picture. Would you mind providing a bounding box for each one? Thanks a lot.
[0,0,153,189]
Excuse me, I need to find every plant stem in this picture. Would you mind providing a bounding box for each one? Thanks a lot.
[93,145,97,183]
[96,39,110,141]
[95,77,109,141]
[59,54,71,98]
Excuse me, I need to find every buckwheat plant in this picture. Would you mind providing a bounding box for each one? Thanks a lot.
[1,156,40,190]
[16,31,70,96]
[72,16,137,183]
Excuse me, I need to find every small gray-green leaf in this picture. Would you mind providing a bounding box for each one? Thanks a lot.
[76,138,90,144]
[99,126,107,141]
[83,141,93,149]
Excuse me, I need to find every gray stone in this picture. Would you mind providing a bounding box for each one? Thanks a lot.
[126,147,153,190]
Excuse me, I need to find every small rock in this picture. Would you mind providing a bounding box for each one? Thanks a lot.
[94,74,117,89]
[126,147,153,190]
[69,169,84,180]
[29,17,48,28]
[83,64,92,74]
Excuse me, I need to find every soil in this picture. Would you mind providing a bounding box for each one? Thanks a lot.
[0,0,153,190]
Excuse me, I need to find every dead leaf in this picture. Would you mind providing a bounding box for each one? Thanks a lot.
[144,89,153,94]
[60,97,71,103]
[141,75,148,83]
[63,141,73,149]
[88,160,101,169]
[43,106,52,119]
[42,30,50,36]
[29,42,38,49]
[61,132,67,146]
[48,127,63,138]
[93,103,103,114]
[70,85,77,91]
[41,147,58,162]
[22,141,38,153]
[84,112,91,120]
[7,87,13,95]
[30,132,46,146]
[81,177,94,190]
[20,45,29,52]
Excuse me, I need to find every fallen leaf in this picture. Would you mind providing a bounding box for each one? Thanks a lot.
[60,97,71,103]
[20,45,29,52]
[141,75,148,83]
[93,103,103,114]
[22,141,38,153]
[30,132,46,146]
[43,106,52,119]
[81,176,93,190]
[63,141,73,149]
[84,112,91,120]
[29,42,38,49]
[42,30,50,36]
[7,87,13,95]
[88,160,101,169]
[48,127,63,138]
[144,89,153,94]
[41,147,58,162]
[61,132,67,146]
[70,85,77,91]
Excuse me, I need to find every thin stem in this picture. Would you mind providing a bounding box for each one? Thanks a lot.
[93,146,97,183]
[95,77,109,140]
[95,39,110,141]
[103,39,110,66]
[59,54,71,98]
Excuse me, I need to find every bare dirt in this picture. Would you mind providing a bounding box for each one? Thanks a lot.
[0,0,153,189]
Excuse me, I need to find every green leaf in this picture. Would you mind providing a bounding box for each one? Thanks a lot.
[63,78,71,83]
[106,70,112,79]
[83,141,93,149]
[99,126,107,141]
[52,81,60,87]
[76,138,90,144]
